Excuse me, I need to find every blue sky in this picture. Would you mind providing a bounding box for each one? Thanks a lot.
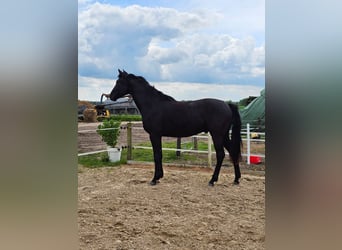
[78,0,264,101]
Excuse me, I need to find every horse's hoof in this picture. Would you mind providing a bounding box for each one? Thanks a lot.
[208,182,214,187]
[233,180,240,185]
[150,180,159,186]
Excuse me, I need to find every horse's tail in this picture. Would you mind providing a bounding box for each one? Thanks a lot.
[228,103,242,163]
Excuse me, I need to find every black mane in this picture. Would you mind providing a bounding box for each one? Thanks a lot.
[128,74,176,102]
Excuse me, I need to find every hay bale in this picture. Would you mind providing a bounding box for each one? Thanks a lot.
[83,108,97,122]
[251,132,261,139]
[78,100,95,109]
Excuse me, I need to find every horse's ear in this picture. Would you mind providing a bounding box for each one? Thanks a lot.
[122,69,129,77]
[118,69,127,79]
[118,69,128,78]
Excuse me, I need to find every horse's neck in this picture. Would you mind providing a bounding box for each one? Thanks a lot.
[131,85,159,116]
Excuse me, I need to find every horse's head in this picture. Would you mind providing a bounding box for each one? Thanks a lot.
[104,69,131,101]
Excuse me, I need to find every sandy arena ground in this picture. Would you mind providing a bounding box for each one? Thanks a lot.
[78,164,265,249]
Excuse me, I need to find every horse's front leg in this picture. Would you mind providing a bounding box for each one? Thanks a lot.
[149,134,163,185]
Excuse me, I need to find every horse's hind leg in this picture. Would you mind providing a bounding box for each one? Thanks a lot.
[149,134,163,185]
[224,138,241,184]
[232,162,241,185]
[209,136,225,186]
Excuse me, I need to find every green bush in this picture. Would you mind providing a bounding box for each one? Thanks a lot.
[110,114,142,122]
[97,118,121,147]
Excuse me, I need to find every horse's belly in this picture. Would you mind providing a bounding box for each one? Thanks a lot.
[162,130,204,137]
[161,119,206,137]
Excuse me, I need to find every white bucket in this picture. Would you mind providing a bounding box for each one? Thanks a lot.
[107,147,121,162]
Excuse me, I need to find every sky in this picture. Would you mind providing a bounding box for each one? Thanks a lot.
[78,0,264,101]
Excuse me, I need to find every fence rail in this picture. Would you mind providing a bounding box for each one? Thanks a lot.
[78,122,265,165]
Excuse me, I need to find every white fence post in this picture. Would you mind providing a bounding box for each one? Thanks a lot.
[247,123,250,165]
[208,134,212,168]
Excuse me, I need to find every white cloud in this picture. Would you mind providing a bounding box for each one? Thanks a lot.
[78,2,264,84]
[78,3,209,78]
[154,82,262,101]
[78,76,263,102]
[186,0,265,36]
[78,2,264,101]
[138,34,264,82]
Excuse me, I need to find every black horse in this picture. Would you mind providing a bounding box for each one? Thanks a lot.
[104,70,242,186]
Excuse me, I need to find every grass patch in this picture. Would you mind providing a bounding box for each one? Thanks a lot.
[132,140,211,165]
[135,140,212,151]
[110,114,142,122]
[132,148,200,163]
[78,150,127,168]
[97,114,142,122]
[78,139,211,168]
[78,139,265,168]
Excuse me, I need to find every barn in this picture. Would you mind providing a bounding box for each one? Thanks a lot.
[98,97,140,115]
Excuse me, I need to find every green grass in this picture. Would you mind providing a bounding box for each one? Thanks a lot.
[132,140,211,164]
[110,114,142,122]
[132,148,199,163]
[97,114,142,122]
[78,151,127,168]
[78,140,211,168]
[135,140,212,151]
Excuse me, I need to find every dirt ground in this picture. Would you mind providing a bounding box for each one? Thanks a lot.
[78,164,265,250]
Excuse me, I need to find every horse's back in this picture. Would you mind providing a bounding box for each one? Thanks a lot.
[190,98,232,120]
[158,98,232,137]
[159,100,205,136]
